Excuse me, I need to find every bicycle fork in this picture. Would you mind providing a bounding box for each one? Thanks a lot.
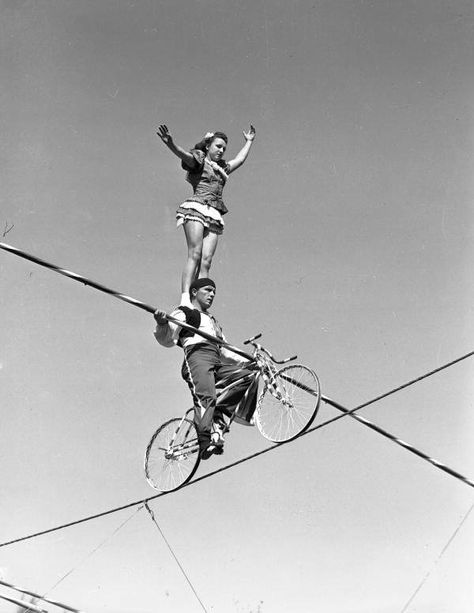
[165,416,199,461]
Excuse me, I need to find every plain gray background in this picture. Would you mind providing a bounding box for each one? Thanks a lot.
[1,1,474,611]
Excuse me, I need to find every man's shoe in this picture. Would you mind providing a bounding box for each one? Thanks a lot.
[200,444,217,460]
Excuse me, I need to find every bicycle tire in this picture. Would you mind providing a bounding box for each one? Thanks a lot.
[255,364,320,442]
[144,417,200,492]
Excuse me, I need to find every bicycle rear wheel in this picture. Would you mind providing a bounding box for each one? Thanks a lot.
[255,364,320,442]
[144,417,200,491]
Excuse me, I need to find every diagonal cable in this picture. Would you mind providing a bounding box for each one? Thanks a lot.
[400,501,474,612]
[13,505,143,613]
[145,502,208,612]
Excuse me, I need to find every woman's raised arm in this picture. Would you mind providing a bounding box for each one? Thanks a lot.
[157,124,196,167]
[227,125,256,173]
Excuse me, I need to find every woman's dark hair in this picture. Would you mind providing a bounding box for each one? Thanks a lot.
[194,131,228,152]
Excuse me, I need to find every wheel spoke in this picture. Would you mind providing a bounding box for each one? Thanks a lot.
[144,418,201,491]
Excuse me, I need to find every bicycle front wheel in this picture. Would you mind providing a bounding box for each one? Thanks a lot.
[144,417,200,492]
[255,364,320,442]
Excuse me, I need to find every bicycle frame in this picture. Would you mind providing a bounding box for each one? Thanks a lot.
[179,332,301,431]
[145,334,321,490]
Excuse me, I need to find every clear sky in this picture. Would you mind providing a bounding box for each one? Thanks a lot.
[1,1,474,612]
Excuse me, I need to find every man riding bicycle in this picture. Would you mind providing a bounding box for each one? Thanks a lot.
[153,278,257,459]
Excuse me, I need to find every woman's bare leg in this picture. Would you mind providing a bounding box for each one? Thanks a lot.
[200,231,219,278]
[182,221,204,293]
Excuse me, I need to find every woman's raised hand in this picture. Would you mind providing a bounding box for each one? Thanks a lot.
[157,124,173,145]
[242,124,256,141]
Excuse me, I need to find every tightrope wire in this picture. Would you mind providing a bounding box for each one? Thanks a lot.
[0,594,47,613]
[1,347,473,549]
[0,578,82,612]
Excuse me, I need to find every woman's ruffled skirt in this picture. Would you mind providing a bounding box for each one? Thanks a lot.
[176,200,224,235]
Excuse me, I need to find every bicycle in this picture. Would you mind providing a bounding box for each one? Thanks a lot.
[144,334,321,492]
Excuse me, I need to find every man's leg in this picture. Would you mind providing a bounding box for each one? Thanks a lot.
[181,345,219,454]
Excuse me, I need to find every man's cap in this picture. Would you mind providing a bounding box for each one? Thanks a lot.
[189,278,216,293]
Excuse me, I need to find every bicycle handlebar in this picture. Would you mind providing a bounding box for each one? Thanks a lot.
[277,354,298,364]
[243,333,262,345]
[243,333,297,364]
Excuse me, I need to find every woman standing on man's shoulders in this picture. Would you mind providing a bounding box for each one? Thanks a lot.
[157,124,256,306]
